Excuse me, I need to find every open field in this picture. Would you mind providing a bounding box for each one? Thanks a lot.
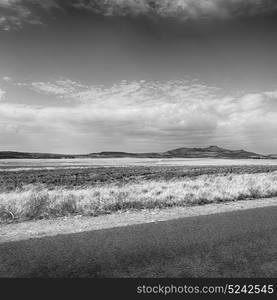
[1,157,277,171]
[1,171,277,224]
[1,158,277,224]
[0,159,277,192]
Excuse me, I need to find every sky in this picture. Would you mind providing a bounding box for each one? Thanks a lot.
[0,0,277,154]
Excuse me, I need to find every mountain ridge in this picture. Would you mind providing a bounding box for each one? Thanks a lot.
[0,146,275,159]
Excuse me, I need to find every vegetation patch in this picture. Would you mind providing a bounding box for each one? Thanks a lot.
[1,171,277,224]
[1,165,277,192]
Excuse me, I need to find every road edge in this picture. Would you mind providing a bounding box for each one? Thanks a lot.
[1,197,277,244]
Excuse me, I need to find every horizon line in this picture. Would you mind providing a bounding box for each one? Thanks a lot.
[0,145,275,156]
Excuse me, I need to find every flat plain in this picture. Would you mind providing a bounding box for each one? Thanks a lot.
[1,158,277,278]
[1,158,277,224]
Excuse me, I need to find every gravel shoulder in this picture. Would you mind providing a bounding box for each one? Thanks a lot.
[1,197,277,244]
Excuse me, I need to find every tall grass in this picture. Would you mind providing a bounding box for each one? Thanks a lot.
[1,171,277,223]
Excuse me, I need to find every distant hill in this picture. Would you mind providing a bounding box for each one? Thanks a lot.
[87,151,163,158]
[0,146,273,159]
[162,146,266,159]
[0,151,75,159]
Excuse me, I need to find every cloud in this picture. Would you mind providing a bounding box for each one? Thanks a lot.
[1,0,277,31]
[30,77,219,104]
[54,0,277,19]
[17,78,220,142]
[30,78,88,97]
[0,87,5,100]
[31,81,77,97]
[2,76,12,82]
[0,0,42,31]
[1,77,277,153]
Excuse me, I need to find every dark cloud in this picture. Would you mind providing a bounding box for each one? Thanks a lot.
[1,0,277,30]
[44,0,277,19]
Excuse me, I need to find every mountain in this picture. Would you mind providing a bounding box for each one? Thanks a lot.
[0,146,273,159]
[162,146,266,159]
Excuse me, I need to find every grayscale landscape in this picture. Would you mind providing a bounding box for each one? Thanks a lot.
[1,0,277,279]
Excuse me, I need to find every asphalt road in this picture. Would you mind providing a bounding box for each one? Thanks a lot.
[1,205,277,277]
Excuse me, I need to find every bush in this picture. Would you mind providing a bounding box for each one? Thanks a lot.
[25,191,50,219]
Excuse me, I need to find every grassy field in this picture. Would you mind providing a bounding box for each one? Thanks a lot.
[1,164,277,191]
[1,170,277,223]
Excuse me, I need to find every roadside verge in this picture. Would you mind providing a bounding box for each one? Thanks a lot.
[1,197,277,244]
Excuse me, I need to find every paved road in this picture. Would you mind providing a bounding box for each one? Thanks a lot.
[1,205,277,277]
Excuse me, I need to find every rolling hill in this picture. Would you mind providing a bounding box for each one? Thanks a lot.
[0,151,75,159]
[162,146,266,159]
[0,146,273,159]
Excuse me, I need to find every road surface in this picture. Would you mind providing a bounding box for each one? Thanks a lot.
[1,205,277,277]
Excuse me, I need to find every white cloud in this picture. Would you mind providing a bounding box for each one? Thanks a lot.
[0,87,6,100]
[2,76,12,82]
[1,77,277,153]
[31,82,74,97]
[30,77,219,104]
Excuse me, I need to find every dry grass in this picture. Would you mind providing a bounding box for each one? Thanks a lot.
[1,171,277,223]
